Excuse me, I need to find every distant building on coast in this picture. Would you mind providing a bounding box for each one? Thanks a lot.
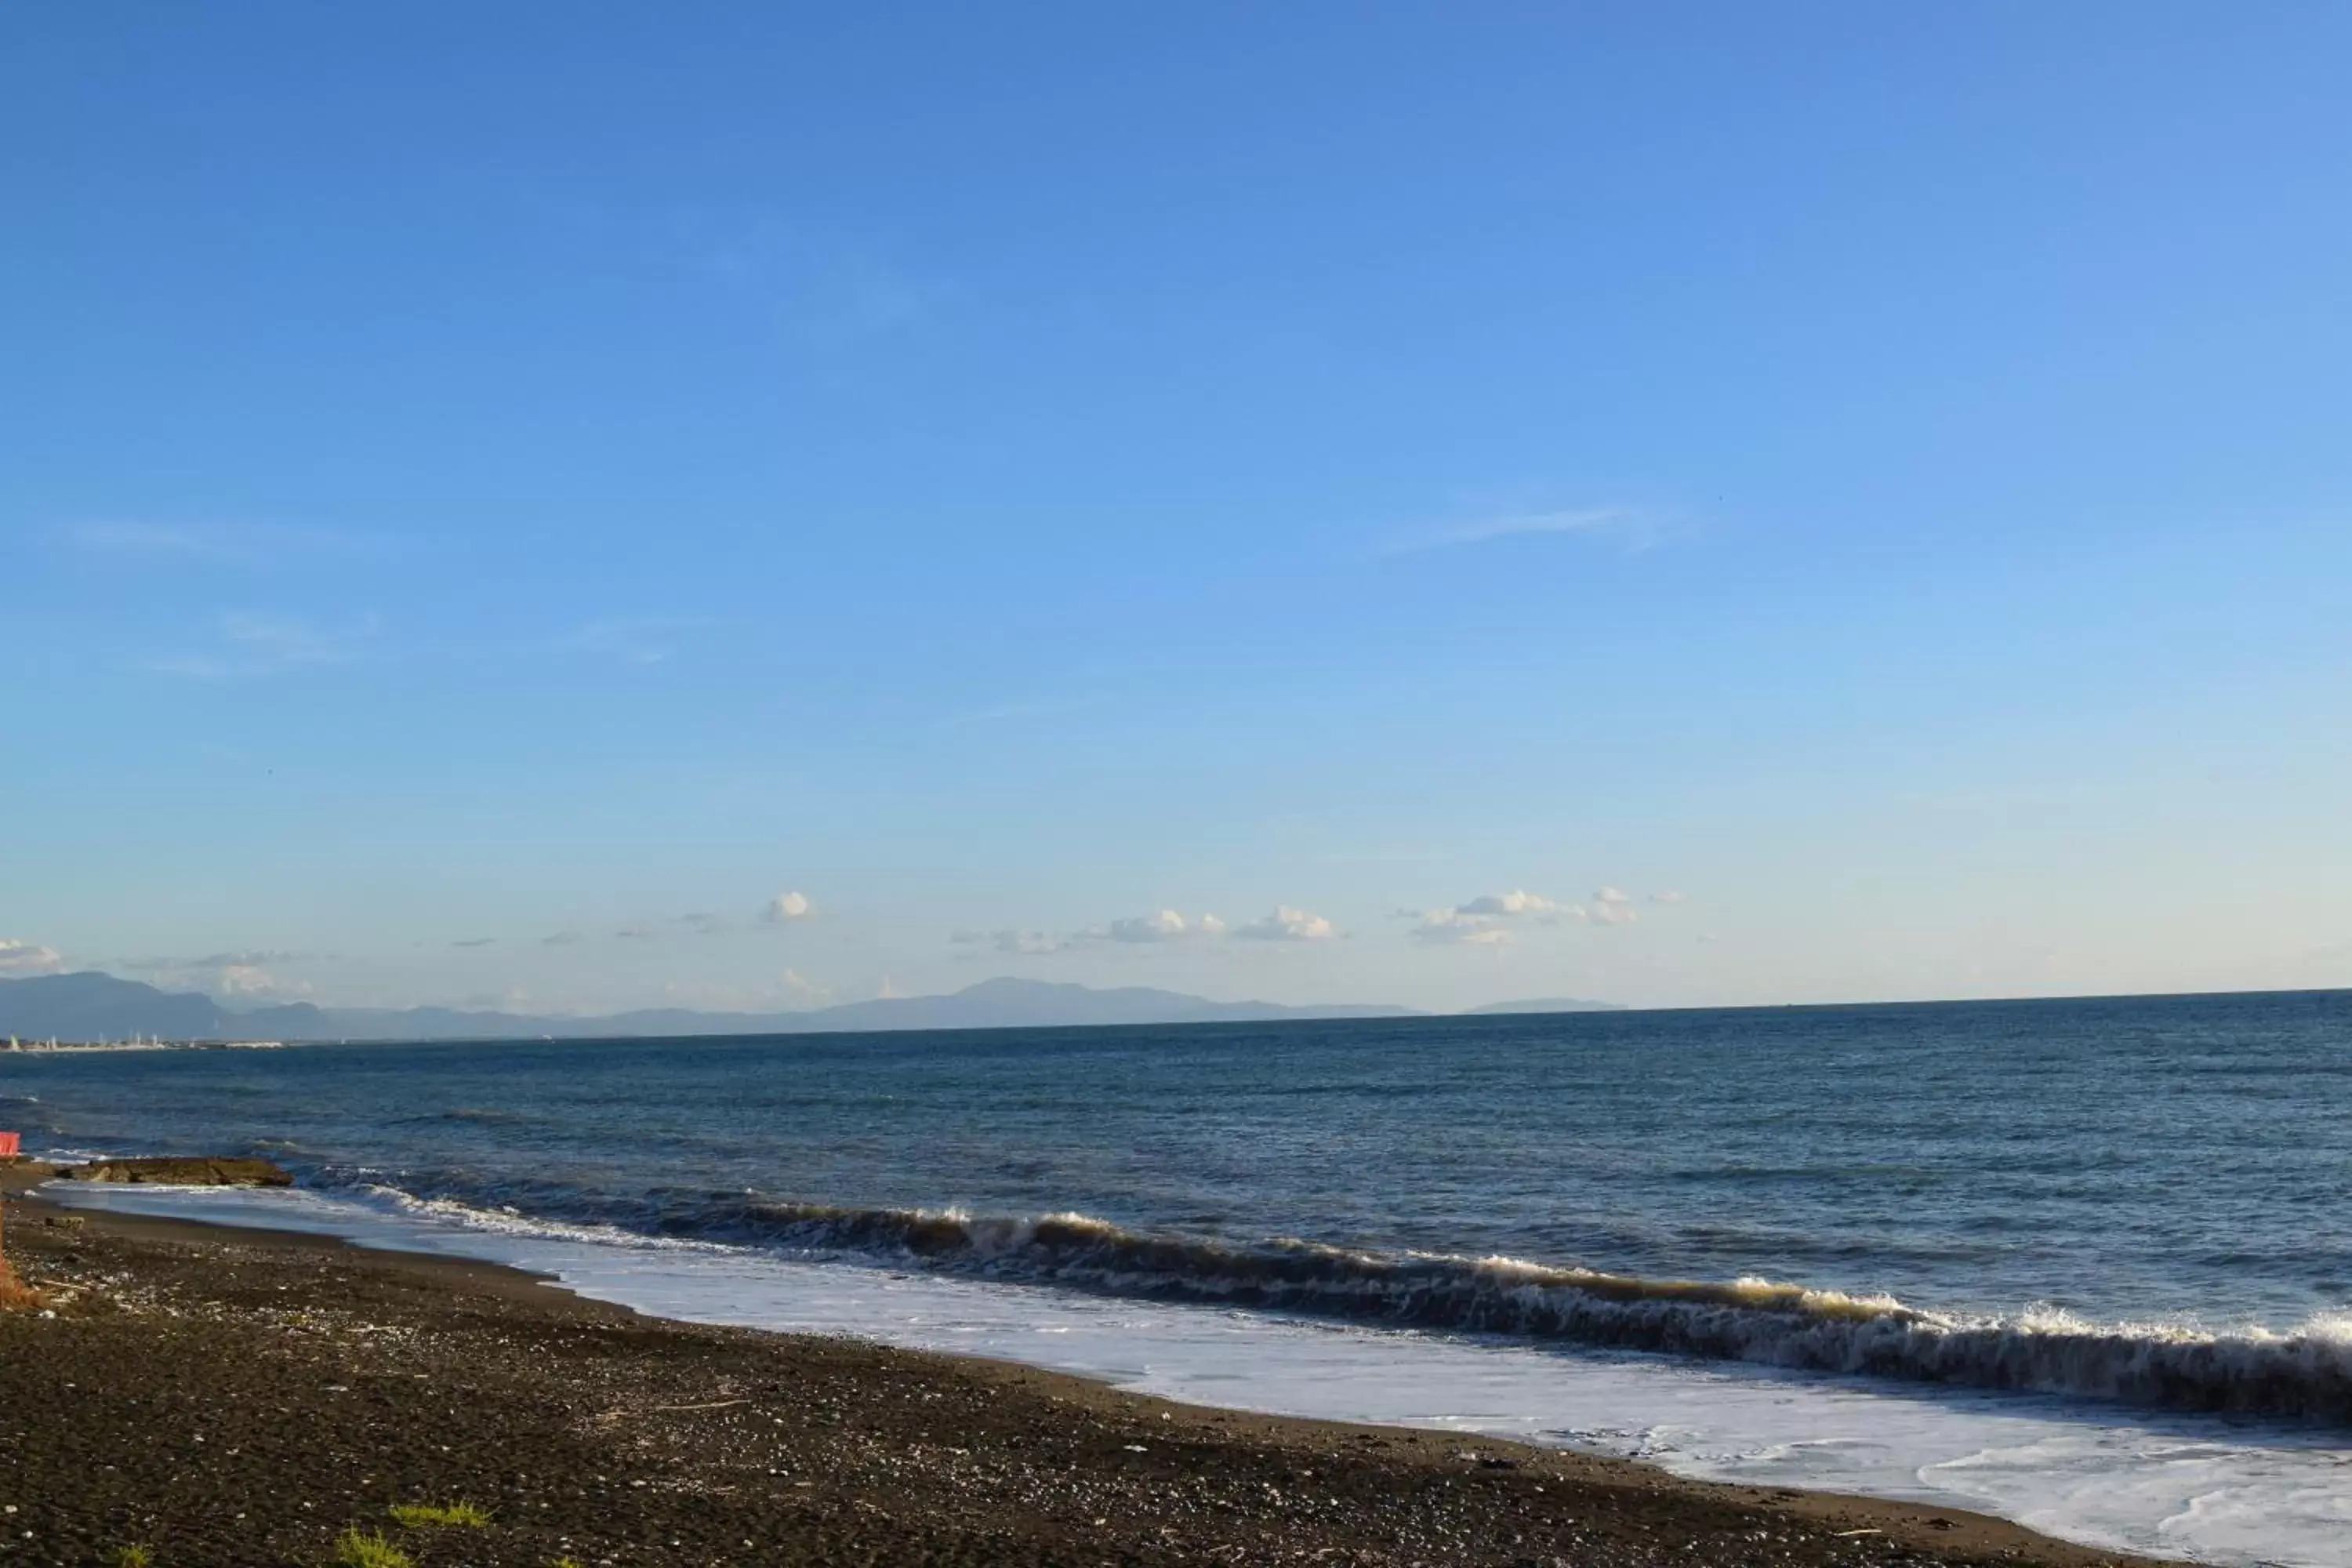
[2,1035,286,1052]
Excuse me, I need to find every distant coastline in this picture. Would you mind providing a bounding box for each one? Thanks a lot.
[2,1036,289,1054]
[0,971,1624,1047]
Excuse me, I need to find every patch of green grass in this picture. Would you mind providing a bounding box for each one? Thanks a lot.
[388,1501,492,1528]
[106,1548,154,1568]
[332,1528,416,1568]
[550,1559,586,1568]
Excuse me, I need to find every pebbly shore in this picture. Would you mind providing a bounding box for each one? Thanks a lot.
[0,1167,2159,1568]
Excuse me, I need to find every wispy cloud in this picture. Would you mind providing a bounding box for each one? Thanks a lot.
[655,966,837,1011]
[552,901,800,946]
[60,521,377,567]
[1082,909,1227,944]
[146,612,382,678]
[1591,887,1639,926]
[682,213,947,345]
[114,949,314,998]
[225,614,354,661]
[213,964,310,998]
[451,937,498,949]
[941,697,1109,728]
[120,949,306,971]
[952,928,1070,956]
[0,938,64,975]
[781,967,832,1004]
[955,906,1288,953]
[559,616,702,666]
[1377,506,1640,557]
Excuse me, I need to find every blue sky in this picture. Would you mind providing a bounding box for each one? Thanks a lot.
[5,2,2348,1014]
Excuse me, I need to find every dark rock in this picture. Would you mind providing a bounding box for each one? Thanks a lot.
[63,1157,292,1187]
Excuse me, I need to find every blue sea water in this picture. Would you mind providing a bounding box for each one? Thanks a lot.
[6,990,2351,1423]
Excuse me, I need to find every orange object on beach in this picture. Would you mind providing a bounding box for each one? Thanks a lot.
[0,1132,18,1161]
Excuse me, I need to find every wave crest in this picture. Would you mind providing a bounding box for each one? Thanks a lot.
[287,1170,2352,1425]
[539,1192,2352,1423]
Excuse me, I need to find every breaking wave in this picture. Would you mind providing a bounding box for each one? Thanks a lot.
[346,1181,2352,1424]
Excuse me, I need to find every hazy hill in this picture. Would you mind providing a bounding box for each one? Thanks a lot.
[0,971,230,1041]
[771,978,1413,1033]
[1,972,1419,1043]
[1460,996,1626,1014]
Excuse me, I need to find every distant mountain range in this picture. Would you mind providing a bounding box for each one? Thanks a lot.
[0,971,1621,1044]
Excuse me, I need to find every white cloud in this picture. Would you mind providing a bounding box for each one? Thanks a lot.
[677,912,727,935]
[1096,909,1226,944]
[1650,890,1688,905]
[0,939,64,975]
[1232,906,1338,942]
[1458,889,1570,918]
[1407,889,1595,944]
[957,909,1232,953]
[1408,909,1515,946]
[762,891,814,924]
[1107,909,1189,942]
[1591,887,1639,926]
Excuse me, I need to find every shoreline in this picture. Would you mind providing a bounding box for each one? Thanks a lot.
[0,1165,2161,1568]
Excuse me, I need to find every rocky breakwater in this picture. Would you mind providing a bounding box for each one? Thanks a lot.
[61,1156,293,1187]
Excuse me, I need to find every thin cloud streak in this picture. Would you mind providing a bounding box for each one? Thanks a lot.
[60,521,379,566]
[558,616,703,666]
[940,697,1110,728]
[143,612,383,678]
[1376,507,1633,557]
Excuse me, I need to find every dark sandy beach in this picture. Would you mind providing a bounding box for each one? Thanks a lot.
[0,1168,2157,1568]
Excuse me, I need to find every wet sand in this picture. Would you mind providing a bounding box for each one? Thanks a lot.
[0,1169,2158,1568]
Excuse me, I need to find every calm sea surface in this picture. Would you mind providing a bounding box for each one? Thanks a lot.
[7,990,2350,1417]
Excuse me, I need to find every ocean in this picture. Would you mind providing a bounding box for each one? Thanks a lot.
[7,990,2350,1563]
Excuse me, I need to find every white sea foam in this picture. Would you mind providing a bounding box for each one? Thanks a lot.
[43,1181,2352,1568]
[260,1187,2352,1421]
